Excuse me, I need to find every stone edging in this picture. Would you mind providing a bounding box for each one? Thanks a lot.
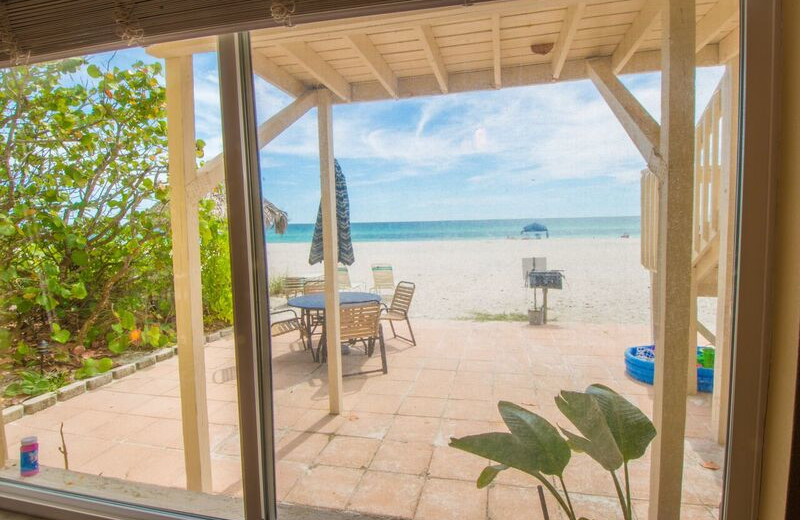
[1,327,233,425]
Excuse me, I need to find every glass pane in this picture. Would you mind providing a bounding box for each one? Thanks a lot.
[0,45,246,519]
[247,4,739,520]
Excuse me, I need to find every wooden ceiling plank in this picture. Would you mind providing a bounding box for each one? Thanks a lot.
[416,24,449,93]
[610,0,662,74]
[492,13,502,88]
[696,0,738,52]
[251,49,308,98]
[551,2,587,79]
[718,27,739,62]
[280,41,352,102]
[347,33,399,98]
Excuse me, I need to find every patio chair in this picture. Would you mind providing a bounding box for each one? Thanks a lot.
[303,280,326,294]
[380,281,416,346]
[317,301,387,376]
[283,276,306,298]
[370,263,395,299]
[337,265,365,291]
[270,308,305,341]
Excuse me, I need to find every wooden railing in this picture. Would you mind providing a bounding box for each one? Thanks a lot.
[641,81,724,272]
[693,87,723,263]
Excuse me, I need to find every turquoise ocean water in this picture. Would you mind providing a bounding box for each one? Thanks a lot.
[266,216,640,243]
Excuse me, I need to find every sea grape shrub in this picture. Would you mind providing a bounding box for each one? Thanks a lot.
[0,58,202,369]
[199,195,234,327]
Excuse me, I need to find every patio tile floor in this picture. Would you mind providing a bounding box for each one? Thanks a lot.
[4,318,723,519]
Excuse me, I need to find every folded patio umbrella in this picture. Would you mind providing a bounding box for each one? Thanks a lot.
[309,159,355,266]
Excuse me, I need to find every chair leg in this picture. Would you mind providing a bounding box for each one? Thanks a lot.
[389,319,397,339]
[405,317,416,346]
[378,326,388,374]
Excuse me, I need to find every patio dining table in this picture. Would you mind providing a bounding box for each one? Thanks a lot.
[287,291,381,355]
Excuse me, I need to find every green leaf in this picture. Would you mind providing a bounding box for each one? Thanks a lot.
[71,249,89,266]
[70,282,88,299]
[50,323,71,344]
[450,432,545,478]
[97,357,113,373]
[477,464,507,489]
[586,384,656,462]
[118,310,135,330]
[4,382,23,397]
[555,391,623,471]
[497,401,571,476]
[86,64,102,78]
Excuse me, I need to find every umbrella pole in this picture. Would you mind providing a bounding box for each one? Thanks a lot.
[317,89,344,414]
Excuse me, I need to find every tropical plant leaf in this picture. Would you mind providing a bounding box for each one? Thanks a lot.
[497,401,571,476]
[555,391,623,471]
[586,384,656,462]
[450,432,545,478]
[477,464,507,489]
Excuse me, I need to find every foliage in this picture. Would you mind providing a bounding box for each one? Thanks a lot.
[450,384,656,520]
[269,274,286,297]
[0,58,175,359]
[74,357,113,380]
[199,196,233,326]
[4,370,67,397]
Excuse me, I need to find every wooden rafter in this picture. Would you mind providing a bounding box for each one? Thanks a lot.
[718,27,739,62]
[611,0,662,74]
[251,49,307,98]
[416,24,449,94]
[347,33,398,99]
[491,13,501,89]
[696,0,739,52]
[187,90,317,201]
[586,58,664,175]
[551,3,586,79]
[280,41,352,101]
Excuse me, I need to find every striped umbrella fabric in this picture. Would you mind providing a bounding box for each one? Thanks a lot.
[309,159,355,266]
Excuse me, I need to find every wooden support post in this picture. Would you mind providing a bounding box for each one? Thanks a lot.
[317,89,344,414]
[648,0,695,518]
[164,56,212,492]
[688,270,699,394]
[711,58,739,444]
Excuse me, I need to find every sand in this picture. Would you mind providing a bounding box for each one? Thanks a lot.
[266,237,677,325]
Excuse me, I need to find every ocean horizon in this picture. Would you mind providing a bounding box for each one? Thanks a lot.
[266,216,640,243]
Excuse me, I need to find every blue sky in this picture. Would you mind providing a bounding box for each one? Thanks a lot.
[94,48,724,224]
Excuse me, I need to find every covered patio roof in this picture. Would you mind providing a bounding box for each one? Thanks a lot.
[148,0,738,102]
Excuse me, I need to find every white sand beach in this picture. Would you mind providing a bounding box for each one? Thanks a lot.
[268,237,642,324]
[267,237,717,328]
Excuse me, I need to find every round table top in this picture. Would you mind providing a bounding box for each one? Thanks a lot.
[287,291,380,310]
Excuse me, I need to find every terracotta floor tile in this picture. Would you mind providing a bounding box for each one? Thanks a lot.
[369,440,433,475]
[284,465,363,509]
[275,431,331,463]
[443,399,497,421]
[276,460,309,501]
[315,436,381,469]
[428,445,488,481]
[126,418,184,449]
[348,471,425,518]
[386,416,441,444]
[398,397,447,418]
[291,408,348,434]
[415,477,487,520]
[336,412,395,439]
[128,396,183,419]
[350,393,405,414]
[489,484,562,520]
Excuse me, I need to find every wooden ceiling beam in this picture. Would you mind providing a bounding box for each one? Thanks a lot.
[251,49,308,98]
[416,24,449,94]
[610,0,662,74]
[346,33,399,99]
[696,0,739,52]
[551,2,586,79]
[187,90,317,200]
[280,41,352,101]
[491,13,501,89]
[718,27,739,63]
[586,57,664,176]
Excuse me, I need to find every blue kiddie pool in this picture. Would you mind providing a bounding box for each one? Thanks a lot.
[625,345,715,393]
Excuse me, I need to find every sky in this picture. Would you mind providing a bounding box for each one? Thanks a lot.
[92,47,724,224]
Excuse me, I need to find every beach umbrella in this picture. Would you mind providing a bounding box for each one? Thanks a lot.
[309,159,355,266]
